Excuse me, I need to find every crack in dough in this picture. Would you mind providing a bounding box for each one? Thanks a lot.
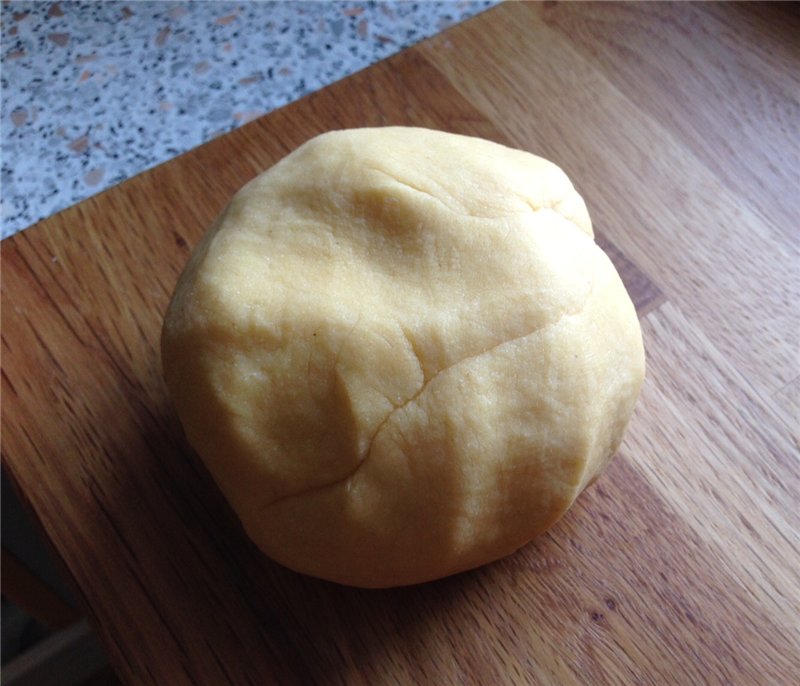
[368,166,491,219]
[368,164,590,235]
[260,292,590,515]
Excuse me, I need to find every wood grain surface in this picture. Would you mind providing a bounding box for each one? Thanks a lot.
[3,3,798,684]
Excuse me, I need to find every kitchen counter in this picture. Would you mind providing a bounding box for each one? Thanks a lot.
[1,1,495,237]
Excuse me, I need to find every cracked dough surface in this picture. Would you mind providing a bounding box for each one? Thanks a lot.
[161,127,645,588]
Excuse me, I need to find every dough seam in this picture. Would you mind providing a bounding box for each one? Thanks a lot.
[260,293,591,516]
[367,166,466,217]
[368,163,588,234]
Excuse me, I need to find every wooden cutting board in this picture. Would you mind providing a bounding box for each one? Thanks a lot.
[3,3,798,683]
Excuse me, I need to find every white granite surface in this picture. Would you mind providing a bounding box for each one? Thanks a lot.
[1,1,496,238]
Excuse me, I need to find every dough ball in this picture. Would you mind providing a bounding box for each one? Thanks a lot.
[161,127,645,588]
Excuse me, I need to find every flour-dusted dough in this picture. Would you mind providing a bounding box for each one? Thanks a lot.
[162,127,645,588]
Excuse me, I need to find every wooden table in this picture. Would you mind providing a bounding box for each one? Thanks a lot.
[3,3,798,683]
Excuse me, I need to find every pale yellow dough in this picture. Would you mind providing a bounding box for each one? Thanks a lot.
[161,127,645,588]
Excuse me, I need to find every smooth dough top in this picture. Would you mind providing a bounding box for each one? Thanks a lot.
[161,127,645,588]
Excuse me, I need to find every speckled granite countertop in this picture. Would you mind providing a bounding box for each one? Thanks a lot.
[1,1,496,238]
